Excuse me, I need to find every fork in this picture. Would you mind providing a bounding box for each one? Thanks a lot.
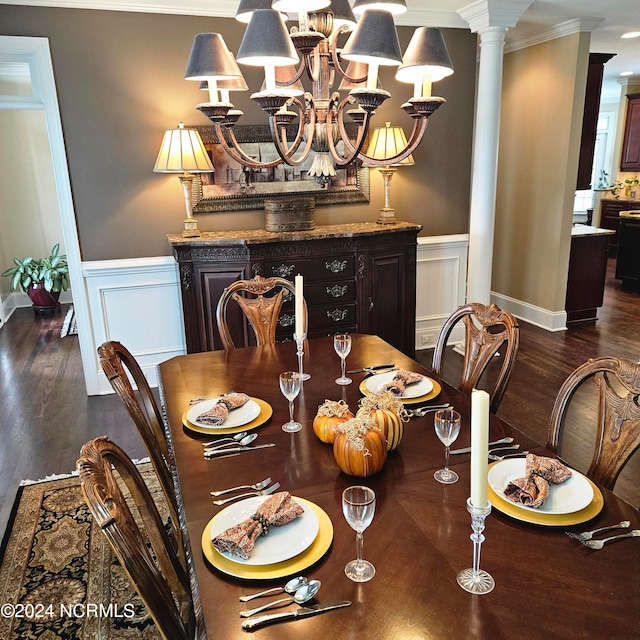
[210,477,272,497]
[212,482,280,506]
[408,403,451,417]
[565,520,630,541]
[488,450,529,461]
[580,530,640,549]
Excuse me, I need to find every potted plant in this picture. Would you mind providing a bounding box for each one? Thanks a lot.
[2,243,69,313]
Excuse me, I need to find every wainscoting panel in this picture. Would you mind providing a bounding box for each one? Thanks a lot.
[415,235,469,350]
[83,257,185,394]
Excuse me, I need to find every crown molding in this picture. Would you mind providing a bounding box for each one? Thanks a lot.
[457,0,533,33]
[504,17,604,54]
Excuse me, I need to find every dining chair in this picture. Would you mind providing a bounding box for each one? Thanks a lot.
[97,340,181,551]
[547,356,640,491]
[432,302,520,413]
[216,274,308,350]
[78,436,195,640]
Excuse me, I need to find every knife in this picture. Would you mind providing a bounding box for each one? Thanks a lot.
[204,443,275,458]
[347,363,394,374]
[241,601,352,631]
[450,437,515,455]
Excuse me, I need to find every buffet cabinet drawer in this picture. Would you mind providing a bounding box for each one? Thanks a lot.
[264,255,355,281]
[276,302,356,339]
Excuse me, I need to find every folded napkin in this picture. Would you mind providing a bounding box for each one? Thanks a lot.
[504,453,572,508]
[197,392,250,426]
[212,492,304,559]
[381,370,424,396]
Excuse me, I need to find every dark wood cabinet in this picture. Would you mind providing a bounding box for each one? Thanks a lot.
[620,93,640,172]
[576,53,615,190]
[615,216,640,286]
[599,198,640,250]
[565,227,614,323]
[168,222,421,356]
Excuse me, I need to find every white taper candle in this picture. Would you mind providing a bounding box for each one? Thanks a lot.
[470,389,490,508]
[294,274,303,337]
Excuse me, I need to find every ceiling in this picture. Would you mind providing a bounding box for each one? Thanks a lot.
[3,0,639,101]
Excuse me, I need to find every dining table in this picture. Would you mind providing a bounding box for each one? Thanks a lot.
[157,334,640,640]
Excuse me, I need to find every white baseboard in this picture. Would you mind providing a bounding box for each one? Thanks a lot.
[490,291,567,332]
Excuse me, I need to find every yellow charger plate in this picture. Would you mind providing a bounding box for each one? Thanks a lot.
[359,376,441,405]
[201,498,333,580]
[182,398,273,436]
[487,462,604,526]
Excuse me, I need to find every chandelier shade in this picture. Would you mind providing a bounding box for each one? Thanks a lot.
[235,0,273,24]
[353,0,407,16]
[330,0,357,32]
[341,9,403,66]
[395,27,454,85]
[184,33,242,81]
[236,9,299,67]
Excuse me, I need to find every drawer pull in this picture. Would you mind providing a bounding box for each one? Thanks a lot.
[325,259,348,273]
[272,264,295,278]
[326,284,348,298]
[327,308,348,322]
[278,313,295,327]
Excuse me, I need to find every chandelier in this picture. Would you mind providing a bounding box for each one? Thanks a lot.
[184,0,453,187]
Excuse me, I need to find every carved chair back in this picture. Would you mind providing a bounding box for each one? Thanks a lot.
[97,341,181,552]
[78,437,195,640]
[216,275,308,350]
[432,302,520,413]
[547,356,640,491]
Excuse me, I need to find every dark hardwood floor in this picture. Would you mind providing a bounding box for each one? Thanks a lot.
[1,257,637,539]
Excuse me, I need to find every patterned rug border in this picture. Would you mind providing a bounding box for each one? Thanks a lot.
[0,460,160,639]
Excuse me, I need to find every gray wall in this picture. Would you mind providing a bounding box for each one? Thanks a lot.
[0,7,476,260]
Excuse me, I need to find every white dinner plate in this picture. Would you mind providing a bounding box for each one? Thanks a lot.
[488,458,594,515]
[187,398,261,430]
[210,495,320,566]
[364,371,433,399]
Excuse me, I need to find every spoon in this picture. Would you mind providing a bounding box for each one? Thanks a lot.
[239,580,321,618]
[239,576,308,602]
[204,433,258,452]
[202,432,248,447]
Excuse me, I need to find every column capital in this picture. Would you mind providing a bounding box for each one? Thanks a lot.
[458,0,533,34]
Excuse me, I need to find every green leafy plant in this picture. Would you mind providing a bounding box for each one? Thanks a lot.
[1,243,69,293]
[609,175,640,199]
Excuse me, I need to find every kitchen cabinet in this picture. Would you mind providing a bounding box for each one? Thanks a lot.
[565,226,615,323]
[620,93,640,172]
[599,198,640,250]
[615,214,640,286]
[576,53,615,189]
[168,222,421,356]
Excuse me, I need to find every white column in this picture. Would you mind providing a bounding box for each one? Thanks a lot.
[458,1,533,304]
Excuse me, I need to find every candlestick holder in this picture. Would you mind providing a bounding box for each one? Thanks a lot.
[457,498,494,594]
[294,333,310,381]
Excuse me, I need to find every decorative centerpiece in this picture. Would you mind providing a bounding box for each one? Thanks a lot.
[333,414,387,477]
[356,390,408,451]
[264,196,315,232]
[313,399,354,444]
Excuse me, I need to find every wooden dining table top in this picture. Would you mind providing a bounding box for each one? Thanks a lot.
[158,334,640,640]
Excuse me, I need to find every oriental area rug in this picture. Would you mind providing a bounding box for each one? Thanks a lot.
[0,466,162,639]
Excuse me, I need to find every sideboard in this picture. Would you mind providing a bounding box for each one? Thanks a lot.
[168,222,421,356]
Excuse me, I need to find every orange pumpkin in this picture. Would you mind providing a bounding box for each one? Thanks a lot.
[357,407,404,451]
[313,400,354,444]
[357,390,408,451]
[333,416,387,477]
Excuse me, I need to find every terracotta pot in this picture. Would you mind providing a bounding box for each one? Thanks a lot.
[27,283,61,313]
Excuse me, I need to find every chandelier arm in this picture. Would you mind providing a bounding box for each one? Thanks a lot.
[213,124,283,169]
[330,27,367,85]
[268,97,316,167]
[326,95,372,167]
[357,117,430,166]
[305,47,320,84]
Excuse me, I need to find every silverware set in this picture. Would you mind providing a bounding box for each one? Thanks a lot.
[488,450,529,461]
[566,521,639,548]
[407,403,451,417]
[346,363,395,374]
[450,437,515,455]
[212,481,280,506]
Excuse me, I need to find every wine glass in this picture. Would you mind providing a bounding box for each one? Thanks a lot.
[433,409,461,484]
[279,371,302,433]
[334,334,352,385]
[342,485,376,582]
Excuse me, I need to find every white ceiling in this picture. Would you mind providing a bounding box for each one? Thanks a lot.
[3,0,639,101]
